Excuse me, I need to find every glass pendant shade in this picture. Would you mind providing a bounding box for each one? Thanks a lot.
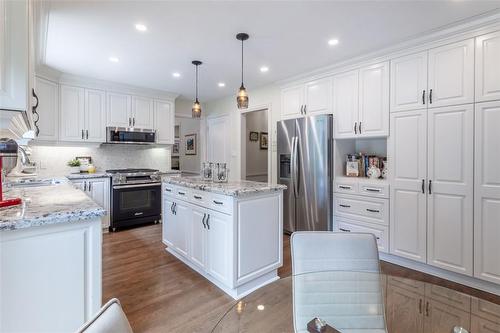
[192,99,201,118]
[237,84,249,109]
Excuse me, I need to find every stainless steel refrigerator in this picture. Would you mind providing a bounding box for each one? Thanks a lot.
[277,114,333,233]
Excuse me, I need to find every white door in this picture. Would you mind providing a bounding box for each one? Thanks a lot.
[389,109,427,263]
[474,101,500,284]
[173,201,189,257]
[162,197,175,247]
[281,85,304,119]
[333,70,359,138]
[106,92,131,127]
[154,100,174,144]
[427,39,474,108]
[84,89,106,142]
[304,78,331,115]
[427,104,473,275]
[358,62,389,137]
[390,51,428,113]
[207,115,230,164]
[34,77,58,141]
[131,96,154,128]
[59,85,85,142]
[206,211,231,285]
[88,178,110,229]
[475,31,500,103]
[190,208,207,269]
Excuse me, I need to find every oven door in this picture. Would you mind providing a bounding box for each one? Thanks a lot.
[111,183,161,225]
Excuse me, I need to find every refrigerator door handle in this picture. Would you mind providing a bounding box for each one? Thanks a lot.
[293,135,299,198]
[290,136,296,198]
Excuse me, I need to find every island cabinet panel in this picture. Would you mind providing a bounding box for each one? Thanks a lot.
[162,182,283,299]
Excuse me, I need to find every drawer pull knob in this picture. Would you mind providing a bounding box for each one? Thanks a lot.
[178,191,186,195]
[339,228,351,232]
[366,208,380,213]
[194,195,202,199]
[339,204,351,208]
[365,188,381,192]
[213,200,223,205]
[165,188,172,192]
[339,186,351,190]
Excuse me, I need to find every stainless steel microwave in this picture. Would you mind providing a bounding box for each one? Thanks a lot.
[106,127,156,144]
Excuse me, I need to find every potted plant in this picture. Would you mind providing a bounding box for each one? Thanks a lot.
[67,159,81,174]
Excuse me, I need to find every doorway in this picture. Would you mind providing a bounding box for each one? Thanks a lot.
[241,109,269,182]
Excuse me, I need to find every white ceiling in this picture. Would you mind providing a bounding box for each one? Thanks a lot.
[43,1,500,101]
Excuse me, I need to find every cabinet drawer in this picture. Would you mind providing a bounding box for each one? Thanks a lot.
[209,193,233,215]
[472,298,500,324]
[175,187,190,200]
[163,184,176,196]
[334,194,388,225]
[359,182,389,198]
[189,190,209,206]
[334,181,358,194]
[336,217,389,253]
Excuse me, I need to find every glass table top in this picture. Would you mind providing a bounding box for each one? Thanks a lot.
[212,270,498,333]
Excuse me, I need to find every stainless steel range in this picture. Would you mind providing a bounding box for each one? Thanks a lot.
[107,168,162,231]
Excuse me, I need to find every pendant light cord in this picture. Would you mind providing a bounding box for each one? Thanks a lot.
[241,39,244,86]
[195,64,199,101]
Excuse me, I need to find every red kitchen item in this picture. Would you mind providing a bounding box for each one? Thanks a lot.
[0,156,22,208]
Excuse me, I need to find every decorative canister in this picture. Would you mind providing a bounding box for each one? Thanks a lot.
[201,162,213,181]
[213,163,229,183]
[367,165,381,179]
[381,158,388,179]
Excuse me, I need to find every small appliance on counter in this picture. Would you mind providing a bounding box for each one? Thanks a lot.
[0,138,22,208]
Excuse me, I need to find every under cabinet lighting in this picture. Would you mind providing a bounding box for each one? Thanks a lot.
[135,23,147,32]
[109,56,119,63]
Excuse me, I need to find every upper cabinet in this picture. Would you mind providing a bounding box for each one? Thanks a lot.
[131,96,154,128]
[390,39,474,112]
[106,92,131,127]
[84,89,106,142]
[333,62,389,138]
[154,100,174,144]
[34,77,58,141]
[281,78,332,119]
[475,31,500,103]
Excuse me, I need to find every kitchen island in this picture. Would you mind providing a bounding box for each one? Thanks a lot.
[0,180,105,332]
[162,176,286,299]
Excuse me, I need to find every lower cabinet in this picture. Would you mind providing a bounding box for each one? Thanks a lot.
[70,177,110,229]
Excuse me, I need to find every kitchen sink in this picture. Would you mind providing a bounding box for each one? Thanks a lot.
[6,178,64,188]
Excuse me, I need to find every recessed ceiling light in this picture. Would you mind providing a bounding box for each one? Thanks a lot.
[172,72,181,78]
[328,38,339,46]
[260,66,269,73]
[135,23,147,32]
[109,56,119,63]
[257,305,265,311]
[218,82,226,87]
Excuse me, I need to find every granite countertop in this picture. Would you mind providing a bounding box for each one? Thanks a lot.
[162,175,287,197]
[65,172,110,180]
[0,181,106,231]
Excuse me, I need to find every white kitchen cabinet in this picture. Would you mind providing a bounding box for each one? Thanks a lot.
[304,78,332,115]
[474,101,500,284]
[106,92,131,127]
[154,100,175,144]
[333,70,359,138]
[427,104,473,276]
[427,39,474,108]
[34,77,58,141]
[389,109,427,263]
[281,85,304,119]
[131,96,154,128]
[84,89,106,142]
[162,196,176,248]
[190,208,207,268]
[475,31,500,103]
[70,177,110,229]
[206,210,232,285]
[358,62,389,137]
[390,51,428,113]
[162,197,188,257]
[59,85,85,142]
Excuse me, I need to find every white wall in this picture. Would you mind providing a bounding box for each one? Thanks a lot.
[244,110,268,181]
[204,84,280,183]
[175,99,202,173]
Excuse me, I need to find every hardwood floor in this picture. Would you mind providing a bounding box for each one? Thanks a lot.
[103,224,500,332]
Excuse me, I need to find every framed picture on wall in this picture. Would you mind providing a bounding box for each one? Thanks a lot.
[185,134,197,155]
[260,132,268,150]
[249,131,259,142]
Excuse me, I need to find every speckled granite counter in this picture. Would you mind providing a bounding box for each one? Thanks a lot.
[162,175,286,197]
[0,181,106,231]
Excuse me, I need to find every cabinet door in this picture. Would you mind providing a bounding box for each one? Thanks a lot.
[281,86,304,119]
[389,110,427,262]
[162,197,175,247]
[423,300,470,333]
[427,104,473,276]
[386,286,424,333]
[190,209,207,269]
[390,51,427,112]
[88,179,110,229]
[304,78,331,115]
[131,96,153,128]
[59,85,85,142]
[106,92,131,127]
[34,77,58,141]
[206,211,231,286]
[358,62,389,137]
[173,201,189,257]
[476,31,500,103]
[84,89,106,142]
[472,316,500,333]
[428,39,474,108]
[333,70,359,138]
[474,101,500,284]
[154,100,174,144]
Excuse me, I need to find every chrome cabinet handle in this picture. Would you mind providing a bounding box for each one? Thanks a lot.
[88,181,92,192]
[429,89,433,104]
[194,195,202,200]
[366,208,380,213]
[173,202,177,215]
[81,129,84,140]
[86,130,89,140]
[422,179,425,194]
[365,188,381,192]
[83,181,87,191]
[429,180,432,195]
[165,188,172,192]
[339,204,351,208]
[178,191,186,195]
[128,118,131,126]
[354,122,357,134]
[339,185,351,190]
[303,105,307,114]
[202,213,207,228]
[170,202,174,214]
[133,118,135,126]
[422,90,426,105]
[206,214,210,230]
[358,122,362,134]
[213,200,223,205]
[339,228,351,232]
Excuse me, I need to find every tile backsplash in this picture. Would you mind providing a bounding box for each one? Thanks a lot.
[29,144,171,177]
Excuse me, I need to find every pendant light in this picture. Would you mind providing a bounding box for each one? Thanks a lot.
[236,33,249,109]
[192,60,202,118]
